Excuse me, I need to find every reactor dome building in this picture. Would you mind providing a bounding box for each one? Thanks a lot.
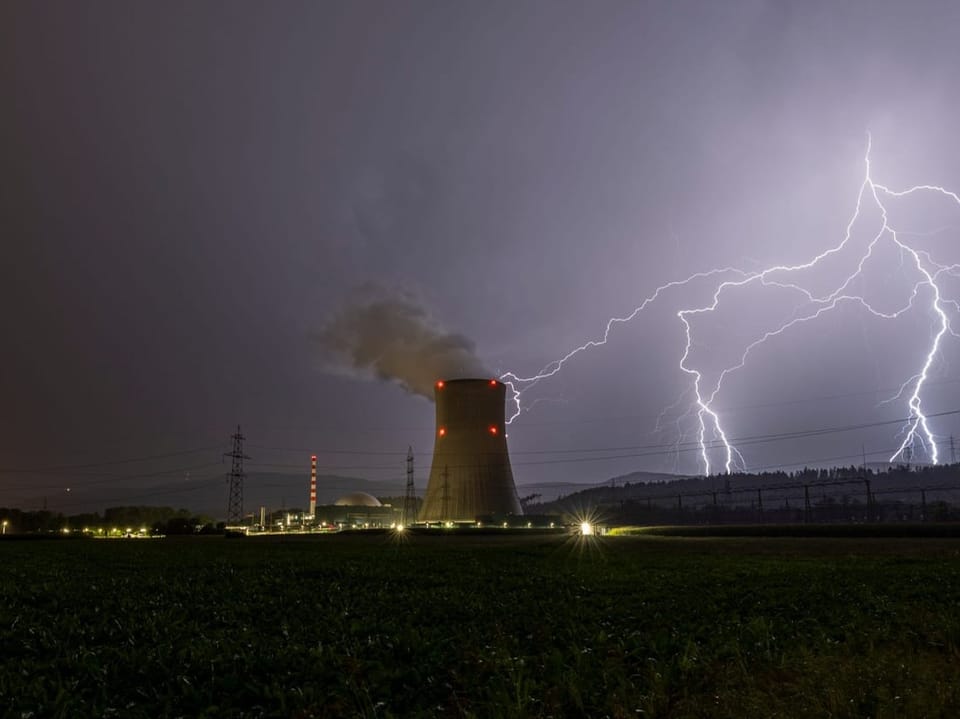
[334,492,383,507]
[418,378,522,522]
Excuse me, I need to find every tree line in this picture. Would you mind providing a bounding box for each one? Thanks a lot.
[0,506,218,535]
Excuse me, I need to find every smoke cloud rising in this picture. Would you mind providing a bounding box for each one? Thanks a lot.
[319,287,489,399]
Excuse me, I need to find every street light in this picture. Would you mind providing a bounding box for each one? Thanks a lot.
[2,520,8,535]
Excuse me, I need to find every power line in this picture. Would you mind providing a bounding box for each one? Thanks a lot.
[1,461,223,491]
[237,376,960,434]
[22,404,944,476]
[7,379,959,474]
[31,448,953,516]
[50,473,227,511]
[243,409,960,470]
[723,446,903,474]
[246,444,409,456]
[11,411,958,511]
[510,409,960,456]
[0,446,223,474]
[248,462,399,471]
[1,428,236,464]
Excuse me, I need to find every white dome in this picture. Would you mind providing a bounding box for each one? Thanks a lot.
[334,492,382,507]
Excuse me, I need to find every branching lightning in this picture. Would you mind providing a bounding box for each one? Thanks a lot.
[502,136,960,474]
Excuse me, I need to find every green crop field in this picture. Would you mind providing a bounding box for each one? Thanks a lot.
[2,533,960,718]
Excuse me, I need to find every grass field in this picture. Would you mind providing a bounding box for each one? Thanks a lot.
[2,532,960,718]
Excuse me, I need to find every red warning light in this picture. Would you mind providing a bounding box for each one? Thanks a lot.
[489,425,498,435]
[311,455,317,461]
[438,427,446,437]
[489,379,497,386]
[436,380,445,389]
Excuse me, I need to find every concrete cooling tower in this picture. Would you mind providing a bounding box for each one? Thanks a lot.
[418,378,522,522]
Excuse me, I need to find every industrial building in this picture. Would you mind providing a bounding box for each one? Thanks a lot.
[313,492,398,528]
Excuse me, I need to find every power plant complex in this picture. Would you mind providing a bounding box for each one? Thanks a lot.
[241,377,528,534]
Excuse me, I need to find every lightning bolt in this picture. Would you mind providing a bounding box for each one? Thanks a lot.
[502,135,960,474]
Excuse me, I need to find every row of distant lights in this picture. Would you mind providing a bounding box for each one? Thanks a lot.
[394,521,589,534]
[436,380,503,438]
[57,527,151,536]
[395,521,561,530]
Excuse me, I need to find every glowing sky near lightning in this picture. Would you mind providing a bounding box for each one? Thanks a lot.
[503,136,960,475]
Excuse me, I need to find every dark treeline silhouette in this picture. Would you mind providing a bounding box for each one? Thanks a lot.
[532,463,960,525]
[0,506,218,535]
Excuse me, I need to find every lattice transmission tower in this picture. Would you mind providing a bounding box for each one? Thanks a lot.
[225,425,250,525]
[402,446,417,526]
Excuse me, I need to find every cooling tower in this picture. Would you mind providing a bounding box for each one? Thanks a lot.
[418,378,522,522]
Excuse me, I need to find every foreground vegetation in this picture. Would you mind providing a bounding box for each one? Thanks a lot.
[2,533,960,718]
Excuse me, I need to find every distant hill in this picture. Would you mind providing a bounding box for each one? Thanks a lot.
[34,469,689,519]
[515,471,688,502]
[607,469,692,486]
[513,480,595,502]
[530,464,960,515]
[38,473,392,518]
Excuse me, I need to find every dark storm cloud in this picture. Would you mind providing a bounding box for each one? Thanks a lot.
[347,156,438,251]
[3,0,960,513]
[318,287,489,400]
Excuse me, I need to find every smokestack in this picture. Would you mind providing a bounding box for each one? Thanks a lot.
[419,378,522,522]
[309,455,317,518]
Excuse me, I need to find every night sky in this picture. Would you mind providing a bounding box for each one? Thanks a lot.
[4,1,960,513]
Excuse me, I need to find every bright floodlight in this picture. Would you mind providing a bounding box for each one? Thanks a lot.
[580,522,593,536]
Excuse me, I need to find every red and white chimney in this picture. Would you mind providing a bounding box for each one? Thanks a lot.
[309,455,317,517]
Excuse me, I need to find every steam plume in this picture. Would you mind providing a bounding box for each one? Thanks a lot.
[319,288,489,399]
